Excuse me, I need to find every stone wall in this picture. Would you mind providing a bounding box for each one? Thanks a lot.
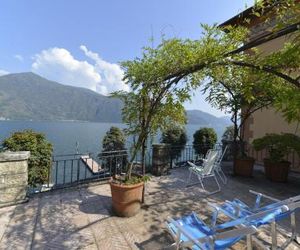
[0,151,30,207]
[152,144,170,176]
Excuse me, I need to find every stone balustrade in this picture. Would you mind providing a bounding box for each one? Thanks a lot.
[0,151,30,207]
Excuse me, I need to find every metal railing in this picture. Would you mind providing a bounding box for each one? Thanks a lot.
[29,149,151,193]
[28,144,224,193]
[166,143,222,168]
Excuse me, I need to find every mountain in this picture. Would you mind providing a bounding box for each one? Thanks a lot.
[186,110,231,128]
[0,72,123,122]
[0,72,231,128]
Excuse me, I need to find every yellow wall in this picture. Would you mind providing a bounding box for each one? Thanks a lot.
[250,108,300,142]
[257,34,289,55]
[245,34,300,170]
[249,34,299,141]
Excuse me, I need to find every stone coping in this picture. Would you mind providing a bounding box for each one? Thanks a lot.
[0,151,30,162]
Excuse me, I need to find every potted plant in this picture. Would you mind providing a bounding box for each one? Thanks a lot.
[100,126,150,217]
[253,133,300,182]
[234,145,255,177]
[112,59,187,217]
[110,174,150,217]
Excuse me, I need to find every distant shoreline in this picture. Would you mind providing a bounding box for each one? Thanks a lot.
[0,119,123,124]
[0,119,229,126]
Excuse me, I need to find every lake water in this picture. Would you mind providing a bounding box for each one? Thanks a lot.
[0,120,226,155]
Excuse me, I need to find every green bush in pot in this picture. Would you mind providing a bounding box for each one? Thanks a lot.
[252,133,300,182]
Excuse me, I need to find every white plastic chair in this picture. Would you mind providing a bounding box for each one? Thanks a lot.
[187,150,221,195]
[214,145,228,184]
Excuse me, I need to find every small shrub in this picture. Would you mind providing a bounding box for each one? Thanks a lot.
[102,126,126,152]
[161,126,187,159]
[2,129,53,186]
[252,133,300,162]
[193,127,217,156]
[101,127,127,174]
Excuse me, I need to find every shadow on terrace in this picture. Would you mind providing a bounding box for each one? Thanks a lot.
[0,163,300,249]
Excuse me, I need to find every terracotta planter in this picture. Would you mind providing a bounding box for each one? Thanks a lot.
[263,159,290,182]
[110,181,144,217]
[234,158,255,177]
[263,159,272,180]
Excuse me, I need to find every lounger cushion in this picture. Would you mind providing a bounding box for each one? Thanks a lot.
[232,198,298,222]
[168,213,243,250]
[221,202,252,218]
[232,199,250,210]
[222,201,285,226]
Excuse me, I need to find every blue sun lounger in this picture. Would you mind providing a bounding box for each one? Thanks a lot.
[167,212,257,250]
[210,191,300,249]
[166,202,292,250]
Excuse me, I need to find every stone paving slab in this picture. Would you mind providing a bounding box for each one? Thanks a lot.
[0,164,300,249]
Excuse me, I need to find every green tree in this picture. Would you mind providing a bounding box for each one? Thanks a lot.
[161,126,187,160]
[222,126,235,141]
[102,127,126,152]
[114,90,187,178]
[2,129,53,186]
[101,127,127,175]
[202,66,275,163]
[114,0,300,182]
[193,128,217,156]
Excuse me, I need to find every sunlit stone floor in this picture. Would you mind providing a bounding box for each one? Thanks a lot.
[1,163,300,249]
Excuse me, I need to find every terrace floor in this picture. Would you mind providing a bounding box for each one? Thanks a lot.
[1,163,300,250]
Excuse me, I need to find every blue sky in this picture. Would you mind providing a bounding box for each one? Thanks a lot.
[0,0,254,117]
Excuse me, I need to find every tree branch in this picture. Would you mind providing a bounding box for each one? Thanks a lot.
[163,22,300,86]
[223,60,300,88]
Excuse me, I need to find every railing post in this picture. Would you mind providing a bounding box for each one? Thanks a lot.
[77,157,80,183]
[152,143,170,176]
[48,156,53,188]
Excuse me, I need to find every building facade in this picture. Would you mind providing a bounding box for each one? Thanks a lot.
[221,4,300,171]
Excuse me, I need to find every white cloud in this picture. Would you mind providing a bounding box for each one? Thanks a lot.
[80,45,129,94]
[31,46,129,95]
[14,54,24,62]
[0,69,9,76]
[32,47,101,92]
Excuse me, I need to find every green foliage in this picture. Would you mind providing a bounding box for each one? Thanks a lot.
[202,63,277,160]
[193,128,217,156]
[273,86,300,123]
[2,129,53,186]
[252,0,300,33]
[101,127,127,176]
[161,126,187,159]
[252,133,300,162]
[111,174,150,185]
[102,127,126,152]
[222,126,235,141]
[114,2,300,180]
[113,58,188,178]
[124,175,151,185]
